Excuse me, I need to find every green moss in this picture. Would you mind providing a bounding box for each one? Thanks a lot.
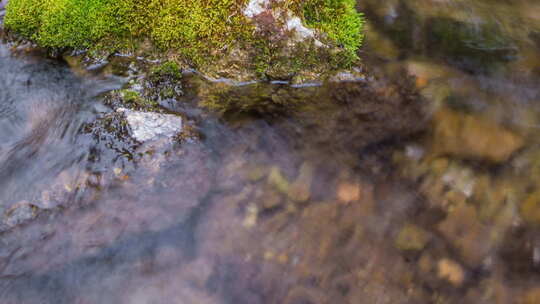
[2,0,44,38]
[149,61,182,82]
[120,89,142,103]
[5,0,131,48]
[301,0,365,63]
[160,88,176,99]
[5,0,365,75]
[119,89,157,108]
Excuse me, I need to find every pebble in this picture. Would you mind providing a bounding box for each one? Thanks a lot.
[287,162,315,203]
[437,258,465,286]
[432,108,524,163]
[337,182,362,203]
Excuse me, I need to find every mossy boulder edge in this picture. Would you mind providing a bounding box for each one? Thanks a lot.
[3,0,365,81]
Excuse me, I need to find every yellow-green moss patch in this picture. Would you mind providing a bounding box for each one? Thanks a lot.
[5,0,365,78]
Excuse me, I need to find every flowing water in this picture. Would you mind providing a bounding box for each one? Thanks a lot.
[0,1,540,303]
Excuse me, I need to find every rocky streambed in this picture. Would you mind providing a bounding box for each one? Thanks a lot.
[1,0,540,303]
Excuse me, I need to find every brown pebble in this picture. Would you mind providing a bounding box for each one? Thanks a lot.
[415,77,428,89]
[337,182,361,203]
[437,258,465,286]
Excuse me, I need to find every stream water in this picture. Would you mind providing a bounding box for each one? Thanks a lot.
[0,1,540,303]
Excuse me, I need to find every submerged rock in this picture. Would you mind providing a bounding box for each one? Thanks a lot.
[1,201,37,231]
[361,0,524,73]
[395,223,430,252]
[432,108,524,163]
[268,167,290,194]
[437,258,465,287]
[287,162,315,203]
[520,191,540,225]
[117,108,183,142]
[438,202,492,266]
[521,288,540,304]
[336,181,362,203]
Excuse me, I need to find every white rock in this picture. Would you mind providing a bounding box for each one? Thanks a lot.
[285,13,321,44]
[243,0,323,45]
[117,108,183,142]
[244,0,267,18]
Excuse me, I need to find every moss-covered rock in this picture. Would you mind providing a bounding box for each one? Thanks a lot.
[149,61,182,83]
[4,0,365,80]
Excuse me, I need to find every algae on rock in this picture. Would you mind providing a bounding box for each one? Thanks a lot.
[4,0,365,80]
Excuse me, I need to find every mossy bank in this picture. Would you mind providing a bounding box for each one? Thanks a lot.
[4,0,365,81]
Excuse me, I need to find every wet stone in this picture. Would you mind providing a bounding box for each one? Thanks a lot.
[337,181,362,203]
[362,0,520,72]
[418,252,435,275]
[425,17,518,72]
[521,288,540,304]
[432,108,524,163]
[405,144,425,161]
[38,191,64,210]
[246,165,267,182]
[2,201,38,231]
[268,167,290,194]
[365,22,400,61]
[437,258,466,287]
[441,165,476,198]
[259,188,283,210]
[438,203,492,266]
[287,162,315,203]
[242,204,259,228]
[117,108,183,142]
[244,0,322,46]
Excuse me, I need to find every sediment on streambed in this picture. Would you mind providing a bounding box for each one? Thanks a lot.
[2,0,365,82]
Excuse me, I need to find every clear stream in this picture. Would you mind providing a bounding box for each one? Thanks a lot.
[1,1,540,303]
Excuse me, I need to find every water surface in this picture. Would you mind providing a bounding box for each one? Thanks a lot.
[1,0,540,303]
